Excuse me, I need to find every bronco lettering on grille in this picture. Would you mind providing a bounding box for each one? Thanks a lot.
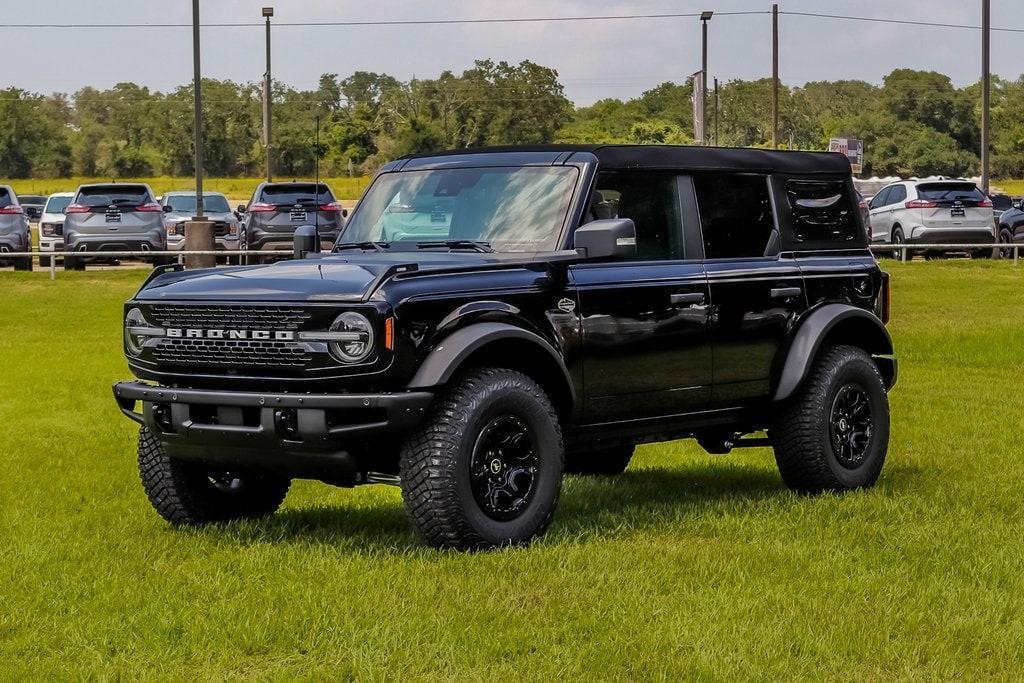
[165,328,296,341]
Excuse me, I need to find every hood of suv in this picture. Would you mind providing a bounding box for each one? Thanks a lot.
[165,210,237,223]
[135,251,505,302]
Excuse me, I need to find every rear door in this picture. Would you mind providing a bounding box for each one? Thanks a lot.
[571,171,712,423]
[71,185,160,235]
[694,172,807,406]
[914,182,993,229]
[256,184,342,235]
[867,186,892,241]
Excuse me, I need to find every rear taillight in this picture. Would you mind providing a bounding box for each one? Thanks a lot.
[978,198,993,208]
[905,199,937,209]
[134,202,162,212]
[0,205,24,215]
[247,202,277,213]
[65,203,91,214]
[318,201,344,213]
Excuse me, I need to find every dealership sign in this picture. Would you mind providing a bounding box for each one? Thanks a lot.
[828,137,864,174]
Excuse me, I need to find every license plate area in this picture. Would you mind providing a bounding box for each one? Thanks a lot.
[951,204,965,218]
[106,209,122,222]
[290,208,307,222]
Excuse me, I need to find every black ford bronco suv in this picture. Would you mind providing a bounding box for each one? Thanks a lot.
[113,145,896,550]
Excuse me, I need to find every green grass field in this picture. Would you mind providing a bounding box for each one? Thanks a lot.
[2,262,1023,678]
[3,176,372,202]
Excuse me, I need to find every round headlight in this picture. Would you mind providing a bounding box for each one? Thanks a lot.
[328,312,375,364]
[124,307,148,356]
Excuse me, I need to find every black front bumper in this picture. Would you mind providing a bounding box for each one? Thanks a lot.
[113,381,433,479]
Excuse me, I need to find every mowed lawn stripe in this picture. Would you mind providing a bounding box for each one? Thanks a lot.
[1,261,1022,679]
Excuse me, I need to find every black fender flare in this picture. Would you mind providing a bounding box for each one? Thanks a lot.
[407,321,575,406]
[773,304,895,402]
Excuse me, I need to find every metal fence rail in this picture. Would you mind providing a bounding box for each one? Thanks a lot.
[1,243,1020,280]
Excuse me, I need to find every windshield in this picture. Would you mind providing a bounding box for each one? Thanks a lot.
[917,183,986,204]
[44,196,72,213]
[259,184,333,206]
[77,185,151,207]
[340,166,578,252]
[165,194,231,213]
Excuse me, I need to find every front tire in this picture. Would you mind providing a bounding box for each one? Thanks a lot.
[14,256,32,272]
[769,345,889,494]
[137,427,290,525]
[399,368,563,550]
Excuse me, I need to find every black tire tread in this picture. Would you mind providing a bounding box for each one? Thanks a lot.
[769,344,888,494]
[399,368,562,550]
[137,426,289,525]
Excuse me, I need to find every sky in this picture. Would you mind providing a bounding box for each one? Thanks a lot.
[1,1,1020,104]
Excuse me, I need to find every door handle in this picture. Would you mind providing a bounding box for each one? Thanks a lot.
[770,287,802,299]
[670,292,705,306]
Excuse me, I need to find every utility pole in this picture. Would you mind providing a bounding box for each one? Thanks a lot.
[714,77,719,146]
[263,7,274,182]
[700,11,713,145]
[186,0,214,268]
[191,0,204,219]
[981,0,990,194]
[772,3,779,149]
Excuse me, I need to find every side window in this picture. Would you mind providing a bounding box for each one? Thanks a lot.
[588,172,683,260]
[889,185,907,204]
[871,187,891,209]
[693,174,774,259]
[785,180,859,242]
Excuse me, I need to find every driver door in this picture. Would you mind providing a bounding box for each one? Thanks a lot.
[570,172,712,424]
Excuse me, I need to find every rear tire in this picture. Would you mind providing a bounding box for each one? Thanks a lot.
[564,445,634,475]
[13,256,32,272]
[891,227,905,259]
[769,345,889,494]
[399,368,563,550]
[137,427,290,525]
[998,229,1014,259]
[63,255,85,271]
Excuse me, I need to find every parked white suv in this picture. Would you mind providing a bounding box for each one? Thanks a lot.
[867,179,994,256]
[39,192,74,267]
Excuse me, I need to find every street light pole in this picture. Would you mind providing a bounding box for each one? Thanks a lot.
[700,11,713,146]
[263,7,274,183]
[191,0,204,218]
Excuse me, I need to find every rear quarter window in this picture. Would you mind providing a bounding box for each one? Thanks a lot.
[786,180,859,243]
[0,188,11,208]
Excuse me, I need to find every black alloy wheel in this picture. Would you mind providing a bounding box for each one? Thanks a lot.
[828,384,873,469]
[468,415,539,521]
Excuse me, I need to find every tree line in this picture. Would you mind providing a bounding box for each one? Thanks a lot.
[2,59,1023,180]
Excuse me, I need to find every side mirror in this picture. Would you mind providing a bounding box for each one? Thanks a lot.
[342,208,349,219]
[293,224,320,259]
[162,204,173,213]
[574,218,637,260]
[236,204,247,214]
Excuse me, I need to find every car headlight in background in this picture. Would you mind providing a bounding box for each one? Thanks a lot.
[166,223,183,237]
[229,223,240,236]
[326,312,375,363]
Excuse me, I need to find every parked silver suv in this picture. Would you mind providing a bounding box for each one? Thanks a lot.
[867,178,994,257]
[160,191,241,259]
[0,185,32,271]
[63,183,169,270]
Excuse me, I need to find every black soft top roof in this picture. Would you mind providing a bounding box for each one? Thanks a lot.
[399,144,851,176]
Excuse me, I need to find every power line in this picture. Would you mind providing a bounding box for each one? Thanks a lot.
[781,10,1024,34]
[0,11,767,29]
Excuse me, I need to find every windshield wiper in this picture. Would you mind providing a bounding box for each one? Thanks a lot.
[416,240,494,253]
[334,241,390,252]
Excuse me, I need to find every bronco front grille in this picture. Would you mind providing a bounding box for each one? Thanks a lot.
[148,305,311,330]
[146,305,314,370]
[152,338,310,368]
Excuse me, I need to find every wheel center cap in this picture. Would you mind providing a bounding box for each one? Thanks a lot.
[489,458,503,475]
[838,418,848,432]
